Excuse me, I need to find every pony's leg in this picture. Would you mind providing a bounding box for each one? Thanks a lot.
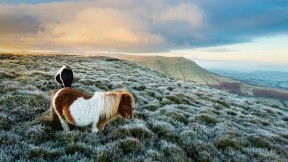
[91,125,99,134]
[53,105,69,131]
[92,115,100,134]
[97,123,106,132]
[50,90,60,123]
[59,116,70,132]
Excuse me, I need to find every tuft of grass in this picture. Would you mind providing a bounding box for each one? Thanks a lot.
[150,121,176,140]
[166,95,181,104]
[95,142,122,161]
[162,110,188,124]
[183,142,200,160]
[216,99,230,108]
[161,142,187,162]
[0,71,20,79]
[133,85,146,91]
[145,149,162,161]
[65,143,92,157]
[0,115,12,130]
[112,82,125,89]
[146,90,155,97]
[282,116,288,122]
[160,98,174,105]
[0,132,19,146]
[167,87,174,91]
[191,114,219,125]
[58,131,81,145]
[29,147,61,160]
[142,104,159,111]
[226,110,237,116]
[133,111,149,120]
[118,137,143,154]
[214,135,244,150]
[107,127,132,140]
[94,81,110,90]
[127,125,154,140]
[25,125,54,144]
[249,135,273,149]
[79,79,94,86]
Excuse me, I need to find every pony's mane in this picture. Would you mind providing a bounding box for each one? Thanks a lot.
[94,90,134,120]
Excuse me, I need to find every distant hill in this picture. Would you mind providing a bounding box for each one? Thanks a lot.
[106,54,288,108]
[111,55,235,84]
[1,54,287,161]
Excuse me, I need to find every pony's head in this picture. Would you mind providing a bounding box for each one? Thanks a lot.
[118,92,134,119]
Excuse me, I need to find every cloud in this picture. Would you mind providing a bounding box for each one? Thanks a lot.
[42,8,165,46]
[0,7,39,35]
[0,0,287,52]
[191,0,288,46]
[203,48,237,53]
[159,3,204,27]
[0,0,204,52]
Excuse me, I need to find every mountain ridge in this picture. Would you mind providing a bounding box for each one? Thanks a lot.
[106,54,235,84]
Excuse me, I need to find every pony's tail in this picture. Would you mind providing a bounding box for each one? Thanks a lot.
[50,90,59,123]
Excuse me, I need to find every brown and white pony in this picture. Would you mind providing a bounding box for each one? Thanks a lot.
[50,87,134,133]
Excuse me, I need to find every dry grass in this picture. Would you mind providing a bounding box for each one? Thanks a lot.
[0,54,287,161]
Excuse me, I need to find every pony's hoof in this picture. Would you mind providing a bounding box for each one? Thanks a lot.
[91,131,99,135]
[91,129,99,134]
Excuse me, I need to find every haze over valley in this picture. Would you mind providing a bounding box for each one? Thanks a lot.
[195,59,288,91]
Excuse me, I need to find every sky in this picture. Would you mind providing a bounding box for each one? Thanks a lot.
[0,0,287,63]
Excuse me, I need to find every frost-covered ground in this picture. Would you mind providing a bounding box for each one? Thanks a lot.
[0,54,288,161]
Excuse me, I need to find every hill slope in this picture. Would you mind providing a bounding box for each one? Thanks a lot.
[108,55,234,84]
[107,54,288,108]
[0,54,288,161]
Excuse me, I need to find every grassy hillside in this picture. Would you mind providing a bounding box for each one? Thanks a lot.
[107,54,288,108]
[1,54,288,161]
[110,55,234,84]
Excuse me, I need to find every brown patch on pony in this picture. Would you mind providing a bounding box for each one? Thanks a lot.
[118,93,134,118]
[97,115,107,132]
[62,105,75,125]
[50,89,59,123]
[54,87,93,125]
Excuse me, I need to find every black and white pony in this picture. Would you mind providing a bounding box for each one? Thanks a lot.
[55,65,74,87]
